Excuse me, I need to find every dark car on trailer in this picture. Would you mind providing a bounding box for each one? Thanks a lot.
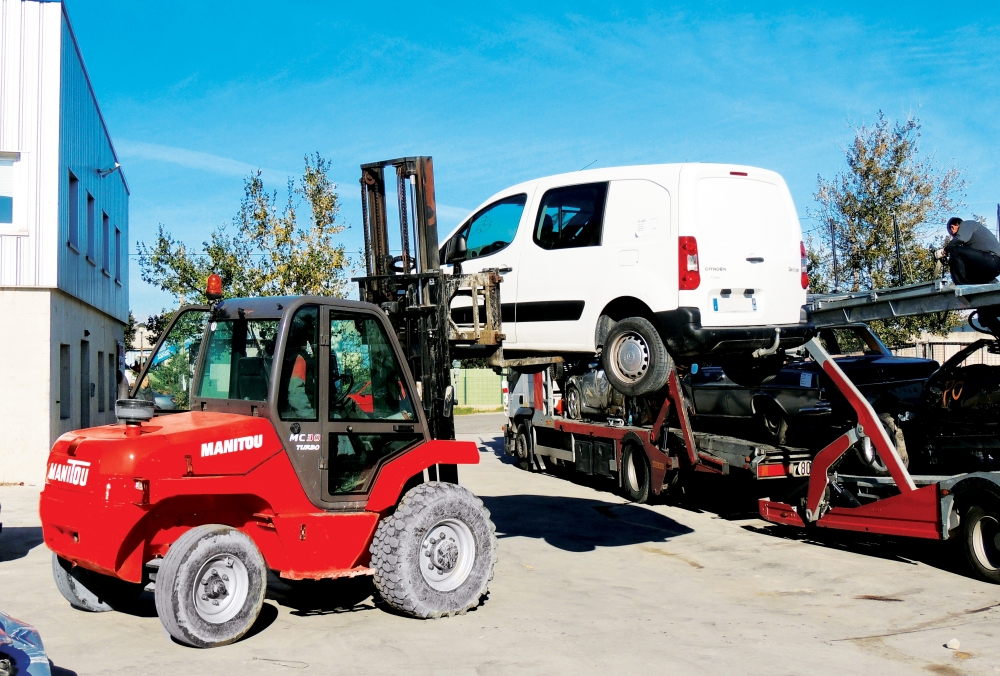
[913,338,1000,473]
[682,323,939,475]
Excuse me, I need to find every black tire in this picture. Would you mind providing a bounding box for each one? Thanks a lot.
[370,482,497,618]
[602,317,672,397]
[154,525,267,648]
[52,554,143,612]
[565,384,582,420]
[756,400,789,446]
[514,424,533,471]
[962,504,1000,583]
[855,412,909,477]
[621,445,651,503]
[720,353,785,387]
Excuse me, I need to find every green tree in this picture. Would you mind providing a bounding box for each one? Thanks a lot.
[138,152,351,305]
[808,112,966,345]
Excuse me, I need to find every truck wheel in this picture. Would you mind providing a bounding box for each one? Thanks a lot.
[52,554,143,612]
[154,525,266,648]
[371,482,497,618]
[514,424,533,471]
[602,317,672,397]
[855,413,908,477]
[963,504,1000,583]
[566,384,582,420]
[621,445,650,503]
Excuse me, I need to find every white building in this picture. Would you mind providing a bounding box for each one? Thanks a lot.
[0,0,128,483]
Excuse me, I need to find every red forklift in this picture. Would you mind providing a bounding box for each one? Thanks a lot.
[40,157,510,648]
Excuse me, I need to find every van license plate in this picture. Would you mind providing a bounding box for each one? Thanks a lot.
[713,296,756,312]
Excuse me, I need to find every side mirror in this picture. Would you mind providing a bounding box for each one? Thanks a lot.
[447,234,468,264]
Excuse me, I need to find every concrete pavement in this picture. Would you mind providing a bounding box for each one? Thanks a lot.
[0,412,997,675]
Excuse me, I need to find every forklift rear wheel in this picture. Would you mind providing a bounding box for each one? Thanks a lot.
[155,525,266,648]
[602,317,672,397]
[963,504,1000,583]
[621,445,651,504]
[371,482,497,618]
[52,554,143,612]
[566,385,582,420]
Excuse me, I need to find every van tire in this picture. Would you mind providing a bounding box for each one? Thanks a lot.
[602,317,672,396]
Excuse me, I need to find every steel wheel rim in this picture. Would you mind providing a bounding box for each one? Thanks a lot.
[567,388,580,418]
[626,453,641,493]
[862,440,888,473]
[420,519,476,592]
[972,515,1000,571]
[192,554,249,624]
[610,332,650,384]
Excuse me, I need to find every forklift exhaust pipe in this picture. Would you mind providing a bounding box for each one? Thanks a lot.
[752,328,782,358]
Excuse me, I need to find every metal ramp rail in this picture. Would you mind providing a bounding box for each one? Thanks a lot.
[808,280,1000,328]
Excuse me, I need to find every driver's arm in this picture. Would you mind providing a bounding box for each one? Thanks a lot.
[287,354,316,418]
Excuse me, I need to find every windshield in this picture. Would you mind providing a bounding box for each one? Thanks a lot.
[197,318,281,401]
[132,308,210,411]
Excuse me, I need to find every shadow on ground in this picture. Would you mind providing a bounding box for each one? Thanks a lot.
[267,575,376,617]
[0,527,44,563]
[482,494,692,552]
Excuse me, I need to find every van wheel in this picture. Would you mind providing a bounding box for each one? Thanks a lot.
[621,445,650,503]
[565,384,582,420]
[602,317,672,396]
[855,412,908,477]
[155,525,267,648]
[963,503,1000,583]
[371,482,497,618]
[52,554,143,612]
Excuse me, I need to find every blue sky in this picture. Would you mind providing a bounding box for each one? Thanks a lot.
[64,1,1000,319]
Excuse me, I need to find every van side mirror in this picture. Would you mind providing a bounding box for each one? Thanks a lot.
[447,234,468,264]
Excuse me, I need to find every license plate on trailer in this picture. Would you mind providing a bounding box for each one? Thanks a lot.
[756,460,811,479]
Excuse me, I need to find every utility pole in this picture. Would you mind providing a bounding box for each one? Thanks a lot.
[892,213,904,286]
[829,218,839,292]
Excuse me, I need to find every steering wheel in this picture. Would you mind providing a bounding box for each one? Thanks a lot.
[331,373,355,406]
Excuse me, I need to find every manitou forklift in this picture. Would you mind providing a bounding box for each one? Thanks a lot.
[39,157,509,648]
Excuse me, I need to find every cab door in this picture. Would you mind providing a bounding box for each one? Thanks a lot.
[318,307,426,505]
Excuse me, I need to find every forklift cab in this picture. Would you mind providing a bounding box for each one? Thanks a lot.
[130,295,428,509]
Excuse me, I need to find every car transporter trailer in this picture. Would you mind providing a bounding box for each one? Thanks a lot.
[506,278,1000,582]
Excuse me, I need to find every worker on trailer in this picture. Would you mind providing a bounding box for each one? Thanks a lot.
[936,216,1000,334]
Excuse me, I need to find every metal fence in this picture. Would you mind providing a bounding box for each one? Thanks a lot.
[451,368,503,407]
[890,341,1000,366]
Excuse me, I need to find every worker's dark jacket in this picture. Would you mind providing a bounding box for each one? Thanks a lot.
[945,220,1000,256]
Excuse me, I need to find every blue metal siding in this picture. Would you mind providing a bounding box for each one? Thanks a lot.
[56,7,127,322]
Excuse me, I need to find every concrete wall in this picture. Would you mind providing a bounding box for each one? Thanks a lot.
[452,368,503,407]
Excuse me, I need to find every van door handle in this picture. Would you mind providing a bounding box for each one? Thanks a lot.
[746,257,764,263]
[497,265,512,273]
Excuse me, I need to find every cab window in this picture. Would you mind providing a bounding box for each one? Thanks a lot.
[445,194,526,261]
[533,182,608,250]
[133,308,209,411]
[278,305,319,420]
[329,313,415,421]
[196,318,280,401]
[818,327,885,356]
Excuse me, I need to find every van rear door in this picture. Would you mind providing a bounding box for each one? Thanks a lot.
[678,165,804,328]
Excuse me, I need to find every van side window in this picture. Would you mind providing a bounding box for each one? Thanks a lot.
[533,182,609,250]
[448,194,527,260]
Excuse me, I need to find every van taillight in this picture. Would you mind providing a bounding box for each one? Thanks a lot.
[679,237,700,290]
[800,241,809,289]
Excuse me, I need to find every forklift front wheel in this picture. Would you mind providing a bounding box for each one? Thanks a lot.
[52,554,143,612]
[371,482,497,618]
[621,445,651,504]
[155,525,267,648]
[963,504,1000,583]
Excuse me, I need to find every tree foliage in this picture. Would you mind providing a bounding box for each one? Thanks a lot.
[138,152,351,305]
[808,112,966,345]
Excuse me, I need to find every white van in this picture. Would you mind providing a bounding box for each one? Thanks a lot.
[441,163,813,395]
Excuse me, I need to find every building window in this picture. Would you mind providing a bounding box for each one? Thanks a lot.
[97,351,106,412]
[59,345,71,420]
[108,352,116,411]
[86,193,96,264]
[102,212,111,275]
[115,227,122,282]
[68,172,80,250]
[0,157,13,224]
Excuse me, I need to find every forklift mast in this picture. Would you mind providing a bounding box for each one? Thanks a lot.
[354,156,504,441]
